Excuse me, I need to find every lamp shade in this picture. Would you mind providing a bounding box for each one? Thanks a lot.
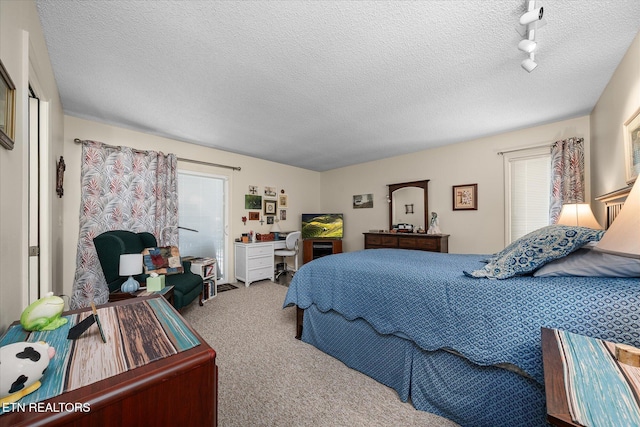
[119,253,143,276]
[556,203,602,229]
[270,222,282,233]
[595,180,640,259]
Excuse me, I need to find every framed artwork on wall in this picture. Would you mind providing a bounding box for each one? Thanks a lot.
[0,59,16,150]
[248,211,260,221]
[245,194,262,210]
[623,106,640,185]
[453,184,478,210]
[278,194,288,208]
[353,193,373,209]
[264,199,276,215]
[264,186,276,198]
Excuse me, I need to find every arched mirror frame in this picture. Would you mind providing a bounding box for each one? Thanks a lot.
[388,180,429,231]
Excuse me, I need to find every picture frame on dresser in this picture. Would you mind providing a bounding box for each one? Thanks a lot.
[623,106,640,185]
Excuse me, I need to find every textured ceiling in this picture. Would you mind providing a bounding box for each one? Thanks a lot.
[35,1,640,171]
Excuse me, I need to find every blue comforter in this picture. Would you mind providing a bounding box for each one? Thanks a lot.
[283,249,640,384]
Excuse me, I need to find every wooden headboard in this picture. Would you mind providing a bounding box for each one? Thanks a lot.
[595,185,633,228]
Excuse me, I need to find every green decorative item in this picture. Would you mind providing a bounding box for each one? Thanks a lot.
[20,292,68,331]
[147,274,166,292]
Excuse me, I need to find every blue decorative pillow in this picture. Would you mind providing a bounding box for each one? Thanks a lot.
[464,225,605,279]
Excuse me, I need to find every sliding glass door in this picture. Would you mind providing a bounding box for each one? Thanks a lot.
[177,171,229,283]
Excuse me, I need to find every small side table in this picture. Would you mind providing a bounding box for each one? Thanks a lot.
[109,285,174,306]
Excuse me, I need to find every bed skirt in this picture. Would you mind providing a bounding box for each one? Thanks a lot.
[302,304,548,427]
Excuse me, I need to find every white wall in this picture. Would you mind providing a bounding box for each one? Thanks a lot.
[590,30,640,223]
[0,0,64,333]
[62,116,321,297]
[321,116,591,254]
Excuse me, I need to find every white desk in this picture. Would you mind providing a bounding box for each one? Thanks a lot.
[234,240,287,286]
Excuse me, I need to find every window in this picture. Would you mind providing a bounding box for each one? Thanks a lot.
[503,147,551,244]
[178,171,229,283]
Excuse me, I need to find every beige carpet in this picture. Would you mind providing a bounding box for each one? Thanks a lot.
[182,280,459,427]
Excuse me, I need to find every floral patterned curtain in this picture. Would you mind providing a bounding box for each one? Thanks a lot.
[549,137,585,224]
[70,140,178,309]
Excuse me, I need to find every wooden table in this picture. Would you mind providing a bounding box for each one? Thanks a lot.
[109,285,174,306]
[0,297,217,427]
[541,327,578,427]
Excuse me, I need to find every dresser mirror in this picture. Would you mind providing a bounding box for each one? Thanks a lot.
[388,180,429,231]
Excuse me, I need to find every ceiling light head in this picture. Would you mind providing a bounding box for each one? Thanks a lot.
[521,56,537,73]
[520,6,544,25]
[518,39,537,53]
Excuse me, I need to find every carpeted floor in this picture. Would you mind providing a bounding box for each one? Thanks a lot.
[181,280,459,427]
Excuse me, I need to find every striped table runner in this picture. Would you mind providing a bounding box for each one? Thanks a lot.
[0,297,200,415]
[556,329,640,426]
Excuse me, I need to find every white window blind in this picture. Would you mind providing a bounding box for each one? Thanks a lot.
[178,171,229,282]
[504,147,551,244]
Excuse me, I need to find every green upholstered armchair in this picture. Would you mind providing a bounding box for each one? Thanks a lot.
[93,230,203,310]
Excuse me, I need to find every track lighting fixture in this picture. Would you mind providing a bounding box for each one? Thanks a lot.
[521,53,537,73]
[518,0,544,72]
[519,6,543,25]
[518,39,537,53]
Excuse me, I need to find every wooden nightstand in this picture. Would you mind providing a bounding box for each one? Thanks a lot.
[542,327,640,427]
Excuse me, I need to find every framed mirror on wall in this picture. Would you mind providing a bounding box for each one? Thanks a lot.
[0,59,16,150]
[388,180,429,231]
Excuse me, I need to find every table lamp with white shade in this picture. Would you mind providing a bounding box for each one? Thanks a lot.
[119,253,143,292]
[556,203,602,229]
[270,221,282,240]
[595,179,640,259]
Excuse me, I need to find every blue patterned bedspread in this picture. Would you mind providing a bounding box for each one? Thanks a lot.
[283,249,640,384]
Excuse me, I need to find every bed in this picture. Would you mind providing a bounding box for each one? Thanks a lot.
[283,225,640,427]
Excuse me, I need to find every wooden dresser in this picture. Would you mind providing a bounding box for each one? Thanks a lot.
[363,232,449,253]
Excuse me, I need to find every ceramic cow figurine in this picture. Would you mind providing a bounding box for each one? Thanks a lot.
[0,341,56,405]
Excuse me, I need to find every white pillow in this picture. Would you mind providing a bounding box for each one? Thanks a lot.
[533,248,640,277]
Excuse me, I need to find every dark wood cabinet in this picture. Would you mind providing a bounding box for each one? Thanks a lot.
[363,232,449,253]
[303,239,343,264]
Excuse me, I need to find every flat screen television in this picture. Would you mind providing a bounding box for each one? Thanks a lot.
[301,213,343,239]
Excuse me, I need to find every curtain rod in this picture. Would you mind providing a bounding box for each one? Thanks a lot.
[74,138,241,171]
[497,143,552,156]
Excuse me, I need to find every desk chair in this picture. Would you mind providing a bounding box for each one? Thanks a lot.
[274,231,301,279]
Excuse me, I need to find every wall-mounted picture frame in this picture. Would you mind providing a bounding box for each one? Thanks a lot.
[353,193,373,209]
[0,59,16,150]
[264,186,276,198]
[278,194,288,208]
[453,184,478,210]
[264,199,276,215]
[279,209,287,221]
[266,216,274,225]
[56,156,66,197]
[245,194,262,210]
[623,106,640,185]
[248,211,260,221]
